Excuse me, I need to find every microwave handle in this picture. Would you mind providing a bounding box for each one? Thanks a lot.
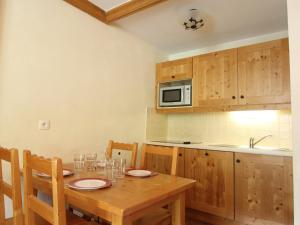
[181,87,185,102]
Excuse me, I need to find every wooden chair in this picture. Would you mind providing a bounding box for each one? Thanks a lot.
[106,140,138,168]
[134,144,180,225]
[23,150,98,225]
[140,144,179,176]
[0,147,23,225]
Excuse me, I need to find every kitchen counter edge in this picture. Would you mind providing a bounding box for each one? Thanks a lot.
[145,141,293,157]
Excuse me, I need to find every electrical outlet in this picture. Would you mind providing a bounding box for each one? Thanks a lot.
[38,120,50,130]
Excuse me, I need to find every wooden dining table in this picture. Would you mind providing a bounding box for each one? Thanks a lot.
[33,164,196,225]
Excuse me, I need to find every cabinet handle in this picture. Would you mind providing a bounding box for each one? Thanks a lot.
[232,96,236,100]
[205,152,209,156]
[171,75,175,79]
[118,152,121,155]
[236,159,241,163]
[240,95,245,99]
[179,153,183,157]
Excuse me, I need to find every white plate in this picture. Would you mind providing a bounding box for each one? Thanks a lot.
[36,169,74,178]
[67,178,112,190]
[36,172,51,178]
[127,170,152,177]
[74,179,106,188]
[67,185,100,190]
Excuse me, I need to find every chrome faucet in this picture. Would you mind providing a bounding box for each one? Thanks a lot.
[249,135,273,148]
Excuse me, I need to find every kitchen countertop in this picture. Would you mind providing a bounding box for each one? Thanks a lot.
[146,141,293,157]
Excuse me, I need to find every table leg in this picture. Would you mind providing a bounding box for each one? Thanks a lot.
[171,192,185,225]
[112,214,132,225]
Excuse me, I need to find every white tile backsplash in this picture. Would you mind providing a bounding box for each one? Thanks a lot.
[146,109,292,149]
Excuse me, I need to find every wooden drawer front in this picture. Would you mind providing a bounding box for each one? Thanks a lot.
[184,149,234,220]
[156,58,193,82]
[238,38,290,105]
[235,153,293,225]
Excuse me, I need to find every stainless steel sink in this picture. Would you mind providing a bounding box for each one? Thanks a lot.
[208,144,290,151]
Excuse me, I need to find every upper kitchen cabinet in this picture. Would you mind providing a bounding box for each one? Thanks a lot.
[238,38,291,105]
[193,49,238,107]
[156,57,193,83]
[155,38,291,113]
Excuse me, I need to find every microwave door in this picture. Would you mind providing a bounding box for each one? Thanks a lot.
[160,87,184,107]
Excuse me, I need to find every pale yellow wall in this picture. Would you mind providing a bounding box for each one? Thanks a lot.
[0,0,165,162]
[147,110,292,149]
[146,108,168,141]
[287,0,300,223]
[0,0,166,217]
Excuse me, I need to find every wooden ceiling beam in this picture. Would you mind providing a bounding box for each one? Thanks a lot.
[64,0,107,23]
[64,0,167,24]
[106,0,167,23]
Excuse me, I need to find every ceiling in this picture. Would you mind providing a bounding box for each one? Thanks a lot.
[89,0,129,11]
[112,0,288,55]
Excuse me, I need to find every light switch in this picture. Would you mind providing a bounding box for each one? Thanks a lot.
[38,120,50,130]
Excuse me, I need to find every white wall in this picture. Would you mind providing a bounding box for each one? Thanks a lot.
[287,0,300,223]
[0,0,165,162]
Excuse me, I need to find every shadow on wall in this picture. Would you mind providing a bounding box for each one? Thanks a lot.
[0,0,4,42]
[0,0,8,142]
[0,0,5,135]
[0,0,5,104]
[0,0,13,219]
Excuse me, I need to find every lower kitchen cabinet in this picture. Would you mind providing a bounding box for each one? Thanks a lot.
[235,153,294,225]
[143,145,294,225]
[143,145,185,177]
[184,149,234,220]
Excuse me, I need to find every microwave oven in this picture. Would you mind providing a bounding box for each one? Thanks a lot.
[159,84,192,107]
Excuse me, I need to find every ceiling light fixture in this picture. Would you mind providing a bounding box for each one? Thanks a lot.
[183,9,204,31]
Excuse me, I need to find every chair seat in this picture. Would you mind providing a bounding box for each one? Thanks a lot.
[67,212,101,225]
[134,208,171,225]
[4,218,13,225]
[33,211,100,225]
[67,211,100,225]
[67,211,87,225]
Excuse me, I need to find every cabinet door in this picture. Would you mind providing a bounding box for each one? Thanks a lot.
[193,49,238,107]
[235,153,293,225]
[144,145,185,177]
[156,58,193,83]
[184,149,234,219]
[238,38,290,105]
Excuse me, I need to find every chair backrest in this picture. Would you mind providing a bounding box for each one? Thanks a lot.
[106,140,138,168]
[23,150,66,225]
[140,144,179,176]
[0,147,23,225]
